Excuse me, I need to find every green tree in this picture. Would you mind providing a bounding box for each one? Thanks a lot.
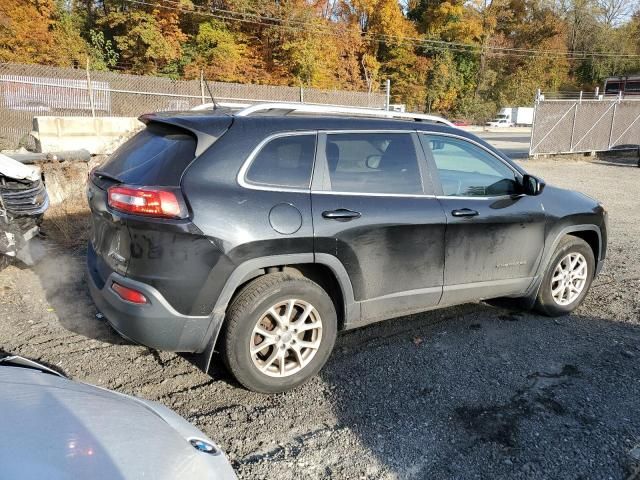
[88,29,119,71]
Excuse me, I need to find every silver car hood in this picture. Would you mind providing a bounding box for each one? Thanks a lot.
[0,364,236,480]
[0,152,41,182]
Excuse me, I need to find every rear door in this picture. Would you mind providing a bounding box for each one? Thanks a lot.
[420,133,546,304]
[311,131,446,326]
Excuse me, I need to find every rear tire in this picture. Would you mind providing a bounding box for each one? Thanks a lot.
[221,273,337,393]
[535,236,595,317]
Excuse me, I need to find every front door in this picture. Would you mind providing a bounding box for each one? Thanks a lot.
[420,133,546,305]
[311,131,447,326]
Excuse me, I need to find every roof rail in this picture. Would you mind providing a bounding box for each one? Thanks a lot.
[191,101,251,111]
[233,102,455,127]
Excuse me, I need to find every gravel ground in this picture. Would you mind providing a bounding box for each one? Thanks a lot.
[1,156,639,479]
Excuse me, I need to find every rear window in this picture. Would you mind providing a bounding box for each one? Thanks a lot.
[98,123,197,186]
[245,134,316,189]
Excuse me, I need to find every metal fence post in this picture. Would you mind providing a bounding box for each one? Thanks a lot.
[85,58,95,118]
[529,91,540,156]
[200,70,206,105]
[299,86,304,103]
[569,100,578,152]
[608,101,618,150]
[385,79,390,111]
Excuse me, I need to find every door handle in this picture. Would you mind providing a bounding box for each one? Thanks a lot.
[451,208,479,218]
[322,209,361,220]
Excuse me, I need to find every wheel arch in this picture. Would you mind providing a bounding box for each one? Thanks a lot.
[543,224,601,272]
[566,229,600,266]
[524,224,602,300]
[192,253,358,374]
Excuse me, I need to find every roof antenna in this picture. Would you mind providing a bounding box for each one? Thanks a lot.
[204,78,219,110]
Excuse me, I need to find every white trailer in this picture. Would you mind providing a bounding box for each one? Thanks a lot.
[513,107,534,126]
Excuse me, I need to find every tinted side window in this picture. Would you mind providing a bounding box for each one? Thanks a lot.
[246,134,316,188]
[626,81,640,93]
[325,133,422,194]
[424,135,518,197]
[100,123,196,186]
[605,81,621,94]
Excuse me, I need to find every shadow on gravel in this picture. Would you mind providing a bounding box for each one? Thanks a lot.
[32,249,129,346]
[319,303,640,479]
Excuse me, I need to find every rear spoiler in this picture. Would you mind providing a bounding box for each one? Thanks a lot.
[139,113,233,157]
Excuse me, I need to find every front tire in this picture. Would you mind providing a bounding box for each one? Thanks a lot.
[221,273,337,393]
[535,236,595,317]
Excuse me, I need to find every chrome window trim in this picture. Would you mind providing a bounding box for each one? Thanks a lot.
[311,190,437,199]
[435,194,515,201]
[311,190,516,201]
[323,129,417,134]
[237,130,318,193]
[237,129,524,201]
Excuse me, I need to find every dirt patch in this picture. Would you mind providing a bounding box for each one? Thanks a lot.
[456,364,580,447]
[39,157,105,250]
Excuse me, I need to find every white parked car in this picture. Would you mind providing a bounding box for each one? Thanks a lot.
[485,118,513,128]
[0,355,237,480]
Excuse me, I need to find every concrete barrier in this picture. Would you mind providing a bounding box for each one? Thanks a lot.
[32,117,143,155]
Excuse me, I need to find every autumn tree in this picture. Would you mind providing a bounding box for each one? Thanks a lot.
[3,0,640,121]
[98,2,187,75]
[0,0,86,66]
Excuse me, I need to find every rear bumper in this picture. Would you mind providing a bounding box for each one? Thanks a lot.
[87,253,214,353]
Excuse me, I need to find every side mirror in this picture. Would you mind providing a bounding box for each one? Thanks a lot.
[366,154,382,169]
[522,174,545,196]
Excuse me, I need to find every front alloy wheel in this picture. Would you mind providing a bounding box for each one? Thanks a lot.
[535,235,595,317]
[550,252,588,306]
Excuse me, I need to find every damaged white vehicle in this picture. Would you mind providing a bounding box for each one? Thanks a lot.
[0,153,49,268]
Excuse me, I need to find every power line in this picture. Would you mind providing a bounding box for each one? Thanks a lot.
[123,0,640,60]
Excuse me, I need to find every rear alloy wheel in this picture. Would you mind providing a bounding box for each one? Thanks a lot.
[535,236,595,316]
[250,299,323,378]
[221,273,337,393]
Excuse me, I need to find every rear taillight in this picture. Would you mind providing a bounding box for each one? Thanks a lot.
[107,185,187,219]
[111,282,148,304]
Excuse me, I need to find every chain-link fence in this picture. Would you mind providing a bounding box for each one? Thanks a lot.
[530,97,640,155]
[0,62,386,149]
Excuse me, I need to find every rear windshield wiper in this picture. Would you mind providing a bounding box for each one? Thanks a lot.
[92,170,123,183]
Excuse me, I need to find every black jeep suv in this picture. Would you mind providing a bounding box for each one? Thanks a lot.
[87,106,607,393]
